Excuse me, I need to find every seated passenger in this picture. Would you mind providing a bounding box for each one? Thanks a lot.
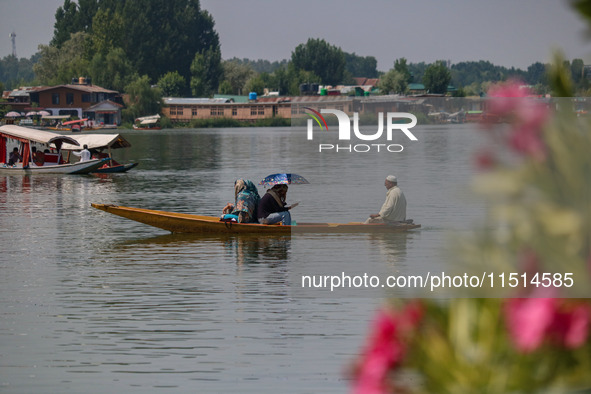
[32,147,45,166]
[257,184,298,225]
[8,148,22,166]
[222,179,260,223]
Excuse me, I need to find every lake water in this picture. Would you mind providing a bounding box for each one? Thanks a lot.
[0,124,487,393]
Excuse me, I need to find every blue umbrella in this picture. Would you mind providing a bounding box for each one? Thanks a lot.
[260,173,309,186]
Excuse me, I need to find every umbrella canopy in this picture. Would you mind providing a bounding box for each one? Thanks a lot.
[5,111,21,117]
[260,173,309,186]
[37,110,51,116]
[26,111,38,117]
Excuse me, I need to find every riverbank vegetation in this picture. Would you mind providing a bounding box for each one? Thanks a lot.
[1,0,590,125]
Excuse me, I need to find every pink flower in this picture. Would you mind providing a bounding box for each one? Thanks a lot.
[484,80,549,160]
[505,282,591,353]
[551,304,591,348]
[505,296,557,352]
[352,303,423,394]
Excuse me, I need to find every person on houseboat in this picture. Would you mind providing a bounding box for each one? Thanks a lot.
[364,175,407,224]
[72,144,91,162]
[8,147,21,166]
[32,147,45,166]
[222,179,260,223]
[257,184,298,225]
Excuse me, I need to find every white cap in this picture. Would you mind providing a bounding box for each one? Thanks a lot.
[386,175,397,183]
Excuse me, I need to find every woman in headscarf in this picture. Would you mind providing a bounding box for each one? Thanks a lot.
[257,184,298,225]
[222,179,260,223]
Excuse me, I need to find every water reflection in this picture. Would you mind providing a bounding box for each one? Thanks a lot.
[368,231,411,264]
[0,126,486,393]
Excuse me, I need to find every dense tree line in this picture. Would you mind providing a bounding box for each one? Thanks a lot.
[46,0,219,94]
[1,0,591,109]
[0,54,39,90]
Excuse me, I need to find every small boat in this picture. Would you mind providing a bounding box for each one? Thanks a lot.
[62,118,88,132]
[91,204,421,234]
[61,133,138,173]
[0,124,108,174]
[133,114,161,130]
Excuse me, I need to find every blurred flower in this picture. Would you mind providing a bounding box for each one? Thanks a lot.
[352,302,423,394]
[551,303,591,349]
[485,80,549,160]
[504,292,557,353]
[505,287,591,353]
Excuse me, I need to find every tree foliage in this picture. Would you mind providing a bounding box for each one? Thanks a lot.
[89,47,136,92]
[220,60,255,95]
[344,52,378,78]
[34,32,91,85]
[190,46,222,97]
[423,61,452,94]
[122,75,162,121]
[290,38,345,85]
[394,58,412,83]
[0,55,38,89]
[158,71,186,97]
[378,69,408,95]
[46,0,219,94]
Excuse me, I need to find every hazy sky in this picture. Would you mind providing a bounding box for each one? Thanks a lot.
[1,0,591,71]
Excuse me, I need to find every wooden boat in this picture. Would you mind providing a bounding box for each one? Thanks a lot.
[133,114,161,130]
[61,133,138,173]
[0,124,108,174]
[91,203,421,234]
[94,162,139,173]
[62,118,88,132]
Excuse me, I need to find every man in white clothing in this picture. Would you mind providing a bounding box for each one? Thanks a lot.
[365,175,407,224]
[72,144,91,162]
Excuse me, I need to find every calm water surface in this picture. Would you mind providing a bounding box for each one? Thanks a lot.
[0,124,486,393]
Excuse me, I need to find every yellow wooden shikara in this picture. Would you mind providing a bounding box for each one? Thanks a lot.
[91,204,421,234]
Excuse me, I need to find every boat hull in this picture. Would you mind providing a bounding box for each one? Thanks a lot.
[1,159,107,175]
[93,162,138,173]
[91,204,421,234]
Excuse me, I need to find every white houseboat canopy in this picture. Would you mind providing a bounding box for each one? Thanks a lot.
[0,124,79,147]
[61,134,132,151]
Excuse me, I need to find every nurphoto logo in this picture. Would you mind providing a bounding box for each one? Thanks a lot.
[305,108,418,153]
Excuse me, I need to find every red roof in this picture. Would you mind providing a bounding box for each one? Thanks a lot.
[353,77,379,87]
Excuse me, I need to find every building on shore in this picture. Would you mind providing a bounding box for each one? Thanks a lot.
[1,78,124,126]
[161,93,484,124]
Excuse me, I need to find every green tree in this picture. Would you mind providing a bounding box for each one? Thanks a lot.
[344,52,378,78]
[290,38,345,86]
[571,58,584,83]
[158,71,186,97]
[49,0,220,94]
[271,66,290,95]
[190,46,222,97]
[423,61,452,94]
[285,65,321,95]
[218,80,233,95]
[394,58,412,83]
[123,75,162,121]
[0,54,38,89]
[526,62,548,85]
[51,0,82,47]
[220,60,255,95]
[34,32,91,85]
[89,47,136,91]
[121,0,219,90]
[378,69,408,95]
[244,75,265,96]
[90,8,125,56]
